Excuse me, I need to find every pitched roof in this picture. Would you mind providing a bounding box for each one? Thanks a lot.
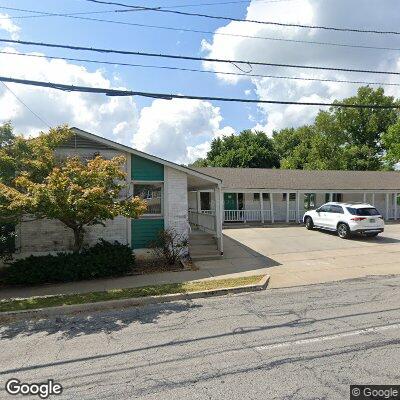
[193,167,400,191]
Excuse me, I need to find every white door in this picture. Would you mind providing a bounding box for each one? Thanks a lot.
[326,204,344,229]
[314,205,330,227]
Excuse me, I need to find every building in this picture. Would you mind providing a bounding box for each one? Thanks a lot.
[190,167,400,225]
[17,128,400,257]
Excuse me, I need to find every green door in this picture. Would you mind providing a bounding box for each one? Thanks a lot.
[224,193,238,210]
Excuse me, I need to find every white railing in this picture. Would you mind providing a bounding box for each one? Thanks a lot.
[224,209,273,222]
[189,210,216,233]
[289,210,297,221]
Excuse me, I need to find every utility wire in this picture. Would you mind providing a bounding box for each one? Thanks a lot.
[2,50,400,88]
[0,82,51,128]
[2,6,399,53]
[2,38,400,76]
[85,0,400,36]
[0,76,399,109]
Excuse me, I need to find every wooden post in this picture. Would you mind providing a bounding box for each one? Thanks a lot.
[260,192,264,223]
[286,192,290,223]
[372,193,375,206]
[296,192,300,223]
[329,193,333,202]
[363,193,366,203]
[197,191,201,213]
[215,186,223,254]
[395,193,398,221]
[386,193,390,220]
[271,193,275,224]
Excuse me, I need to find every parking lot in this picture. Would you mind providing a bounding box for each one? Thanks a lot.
[220,223,400,288]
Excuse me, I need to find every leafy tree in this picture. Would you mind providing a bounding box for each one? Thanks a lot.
[382,121,400,167]
[274,86,400,170]
[0,126,147,252]
[192,130,280,168]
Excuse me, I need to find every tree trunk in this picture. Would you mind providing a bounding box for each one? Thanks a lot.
[72,226,85,253]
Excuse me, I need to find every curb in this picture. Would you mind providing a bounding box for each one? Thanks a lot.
[0,275,270,323]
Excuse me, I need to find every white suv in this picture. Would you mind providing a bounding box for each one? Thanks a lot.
[303,202,385,239]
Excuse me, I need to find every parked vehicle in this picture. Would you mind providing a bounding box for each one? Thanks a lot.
[303,202,384,239]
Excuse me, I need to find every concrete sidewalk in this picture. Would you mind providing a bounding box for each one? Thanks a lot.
[2,225,400,300]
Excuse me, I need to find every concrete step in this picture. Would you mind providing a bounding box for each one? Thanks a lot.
[191,253,222,261]
[189,237,216,245]
[189,244,219,255]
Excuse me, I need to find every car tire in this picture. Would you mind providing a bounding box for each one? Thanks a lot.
[305,217,314,230]
[337,223,351,239]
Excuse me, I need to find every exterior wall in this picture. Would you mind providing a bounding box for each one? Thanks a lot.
[19,146,129,254]
[165,166,189,242]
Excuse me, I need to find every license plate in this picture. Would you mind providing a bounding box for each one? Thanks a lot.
[370,219,375,223]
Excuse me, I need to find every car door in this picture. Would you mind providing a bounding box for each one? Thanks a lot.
[326,205,344,230]
[314,205,330,227]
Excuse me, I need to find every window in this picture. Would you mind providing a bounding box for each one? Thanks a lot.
[134,183,163,215]
[318,205,331,213]
[254,193,260,201]
[347,207,380,216]
[304,193,316,210]
[238,193,244,210]
[330,205,344,214]
[325,193,343,202]
[200,192,211,210]
[262,193,270,201]
[255,193,270,201]
[282,193,296,201]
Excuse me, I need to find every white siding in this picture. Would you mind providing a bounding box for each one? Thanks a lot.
[165,166,189,242]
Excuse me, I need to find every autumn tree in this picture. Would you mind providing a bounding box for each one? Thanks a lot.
[0,126,147,252]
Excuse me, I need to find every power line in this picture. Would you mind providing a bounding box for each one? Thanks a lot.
[2,50,400,88]
[85,0,400,36]
[2,6,400,53]
[0,76,399,109]
[0,82,51,128]
[2,38,400,76]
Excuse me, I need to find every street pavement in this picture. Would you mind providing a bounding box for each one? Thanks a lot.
[1,275,399,399]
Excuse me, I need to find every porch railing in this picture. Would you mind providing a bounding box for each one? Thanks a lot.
[189,210,216,233]
[224,209,274,222]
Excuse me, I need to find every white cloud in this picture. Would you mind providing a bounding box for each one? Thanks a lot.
[0,48,138,143]
[0,13,20,39]
[133,98,234,164]
[201,0,400,132]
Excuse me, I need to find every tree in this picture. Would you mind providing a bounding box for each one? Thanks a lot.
[382,121,400,167]
[274,86,400,170]
[0,126,147,252]
[191,130,280,168]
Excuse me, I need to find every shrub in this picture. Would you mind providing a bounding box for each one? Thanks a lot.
[0,224,16,262]
[150,228,188,266]
[3,240,135,286]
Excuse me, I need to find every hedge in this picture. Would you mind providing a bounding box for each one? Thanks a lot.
[3,240,135,286]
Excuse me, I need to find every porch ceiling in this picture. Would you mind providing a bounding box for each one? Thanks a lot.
[187,174,218,191]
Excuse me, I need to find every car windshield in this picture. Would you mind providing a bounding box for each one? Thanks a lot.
[346,207,380,216]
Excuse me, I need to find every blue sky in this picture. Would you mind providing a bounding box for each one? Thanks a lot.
[0,0,400,163]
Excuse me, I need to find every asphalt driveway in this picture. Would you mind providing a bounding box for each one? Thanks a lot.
[217,223,400,288]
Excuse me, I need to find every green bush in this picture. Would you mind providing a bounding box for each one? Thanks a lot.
[3,240,135,286]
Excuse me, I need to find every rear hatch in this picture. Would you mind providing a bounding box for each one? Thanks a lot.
[350,207,383,229]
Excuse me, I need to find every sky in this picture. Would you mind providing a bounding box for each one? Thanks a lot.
[0,0,400,164]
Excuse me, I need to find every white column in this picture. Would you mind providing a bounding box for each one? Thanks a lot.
[270,193,275,224]
[395,193,398,221]
[286,192,290,223]
[372,193,375,206]
[215,186,223,254]
[196,191,201,212]
[260,192,264,223]
[296,192,300,223]
[363,193,366,203]
[385,193,390,220]
[329,193,333,202]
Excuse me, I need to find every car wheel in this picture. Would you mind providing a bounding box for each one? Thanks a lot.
[337,223,351,239]
[305,217,314,230]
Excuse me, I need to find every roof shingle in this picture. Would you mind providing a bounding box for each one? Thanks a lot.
[193,167,400,191]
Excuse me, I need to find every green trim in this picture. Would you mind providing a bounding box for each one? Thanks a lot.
[131,218,164,249]
[131,154,164,181]
[224,193,238,210]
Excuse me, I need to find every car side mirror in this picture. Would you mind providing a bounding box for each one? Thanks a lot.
[316,208,321,213]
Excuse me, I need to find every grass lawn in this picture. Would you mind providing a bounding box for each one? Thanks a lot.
[0,275,265,313]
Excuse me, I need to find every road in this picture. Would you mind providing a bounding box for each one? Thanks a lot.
[1,275,400,399]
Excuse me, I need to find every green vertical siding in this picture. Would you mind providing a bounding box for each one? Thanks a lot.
[131,218,164,249]
[131,154,164,181]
